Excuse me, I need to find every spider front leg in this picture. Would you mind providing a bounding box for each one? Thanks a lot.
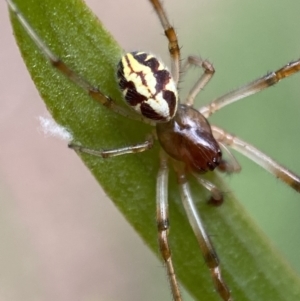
[149,0,181,84]
[181,56,215,106]
[200,59,300,118]
[175,166,232,301]
[192,174,224,204]
[212,126,300,192]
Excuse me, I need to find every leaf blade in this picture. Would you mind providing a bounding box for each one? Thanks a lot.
[8,0,300,300]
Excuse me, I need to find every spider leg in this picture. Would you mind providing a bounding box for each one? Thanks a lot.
[69,135,153,158]
[192,173,224,205]
[192,142,240,206]
[212,125,300,192]
[6,0,154,125]
[200,59,300,118]
[176,169,232,301]
[148,0,181,85]
[156,153,182,301]
[217,141,241,174]
[181,56,215,106]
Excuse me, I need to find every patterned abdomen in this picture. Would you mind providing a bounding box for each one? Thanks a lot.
[117,51,178,122]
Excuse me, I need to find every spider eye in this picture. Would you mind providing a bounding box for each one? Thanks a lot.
[117,51,178,122]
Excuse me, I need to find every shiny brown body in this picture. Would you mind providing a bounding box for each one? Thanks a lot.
[157,104,221,173]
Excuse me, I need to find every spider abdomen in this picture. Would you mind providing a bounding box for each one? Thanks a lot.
[157,104,222,173]
[117,51,178,122]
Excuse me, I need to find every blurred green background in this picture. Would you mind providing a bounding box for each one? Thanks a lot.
[1,0,300,300]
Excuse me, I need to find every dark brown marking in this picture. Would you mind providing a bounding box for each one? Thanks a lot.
[117,60,148,107]
[124,81,147,106]
[217,159,235,174]
[141,102,166,121]
[144,56,160,71]
[157,219,169,231]
[276,169,300,193]
[137,71,148,87]
[133,52,160,72]
[132,51,148,63]
[211,273,231,301]
[163,90,176,117]
[165,28,180,57]
[155,70,171,91]
[207,195,224,207]
[291,181,300,192]
[203,247,219,269]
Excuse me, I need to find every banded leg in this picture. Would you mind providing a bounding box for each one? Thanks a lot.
[212,125,300,192]
[6,0,154,125]
[69,135,153,158]
[181,56,215,106]
[177,169,232,301]
[156,153,182,301]
[200,59,300,118]
[149,0,181,85]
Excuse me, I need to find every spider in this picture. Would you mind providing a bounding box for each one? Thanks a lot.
[6,0,300,300]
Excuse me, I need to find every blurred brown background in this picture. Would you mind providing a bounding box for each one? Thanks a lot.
[1,0,300,300]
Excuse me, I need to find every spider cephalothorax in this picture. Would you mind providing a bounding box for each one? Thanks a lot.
[157,104,222,173]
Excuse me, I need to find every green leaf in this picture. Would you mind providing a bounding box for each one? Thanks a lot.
[8,0,300,300]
